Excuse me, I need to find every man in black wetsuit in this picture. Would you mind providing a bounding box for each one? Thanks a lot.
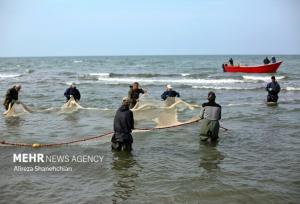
[111,97,135,152]
[3,85,21,110]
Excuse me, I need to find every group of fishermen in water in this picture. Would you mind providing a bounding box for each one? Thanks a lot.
[3,76,280,151]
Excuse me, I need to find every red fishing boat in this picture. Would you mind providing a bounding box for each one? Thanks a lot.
[222,61,282,73]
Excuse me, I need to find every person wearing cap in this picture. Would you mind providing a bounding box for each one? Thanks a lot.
[3,85,21,110]
[199,92,222,142]
[128,82,145,109]
[111,97,134,152]
[271,56,276,63]
[266,76,281,102]
[64,83,81,102]
[161,84,180,101]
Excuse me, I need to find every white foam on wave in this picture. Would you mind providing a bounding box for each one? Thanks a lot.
[73,60,83,63]
[96,77,243,85]
[65,81,81,86]
[0,73,22,78]
[285,87,300,91]
[25,69,34,73]
[242,75,286,82]
[181,73,190,77]
[89,73,110,77]
[192,85,259,90]
[226,102,263,106]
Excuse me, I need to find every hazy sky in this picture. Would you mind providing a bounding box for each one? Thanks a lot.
[0,0,299,57]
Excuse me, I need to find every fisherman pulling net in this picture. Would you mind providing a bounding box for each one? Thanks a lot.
[3,96,84,116]
[1,81,227,149]
[2,84,33,117]
[1,90,228,148]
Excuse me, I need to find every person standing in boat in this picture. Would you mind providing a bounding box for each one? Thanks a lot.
[229,58,234,66]
[199,92,222,142]
[111,97,134,152]
[271,56,276,63]
[263,57,270,64]
[3,84,21,110]
[266,76,281,102]
[64,83,81,102]
[128,82,145,109]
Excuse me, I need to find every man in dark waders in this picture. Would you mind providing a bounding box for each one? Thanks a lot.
[111,97,134,152]
[266,76,281,102]
[199,92,222,142]
[3,85,21,110]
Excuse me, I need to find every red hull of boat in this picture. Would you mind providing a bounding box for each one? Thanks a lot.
[223,61,282,73]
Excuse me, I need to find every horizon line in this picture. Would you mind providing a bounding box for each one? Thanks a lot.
[1,53,300,58]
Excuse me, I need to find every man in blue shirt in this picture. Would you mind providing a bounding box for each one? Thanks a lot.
[161,84,180,101]
[64,83,81,102]
[266,76,281,102]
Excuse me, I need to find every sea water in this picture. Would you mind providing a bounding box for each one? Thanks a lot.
[0,55,299,203]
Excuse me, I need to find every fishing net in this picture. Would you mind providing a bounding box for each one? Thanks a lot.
[1,95,202,148]
[59,96,83,113]
[3,102,30,117]
[131,95,200,128]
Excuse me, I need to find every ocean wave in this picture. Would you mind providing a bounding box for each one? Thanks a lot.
[92,72,180,78]
[81,72,204,79]
[285,87,300,91]
[0,73,22,78]
[192,85,260,90]
[65,81,81,86]
[79,72,213,81]
[25,69,34,73]
[112,73,171,78]
[96,77,243,85]
[78,73,110,80]
[226,102,263,106]
[242,75,286,82]
[89,73,111,77]
[73,60,83,63]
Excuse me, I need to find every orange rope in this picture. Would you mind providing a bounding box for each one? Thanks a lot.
[0,131,114,148]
